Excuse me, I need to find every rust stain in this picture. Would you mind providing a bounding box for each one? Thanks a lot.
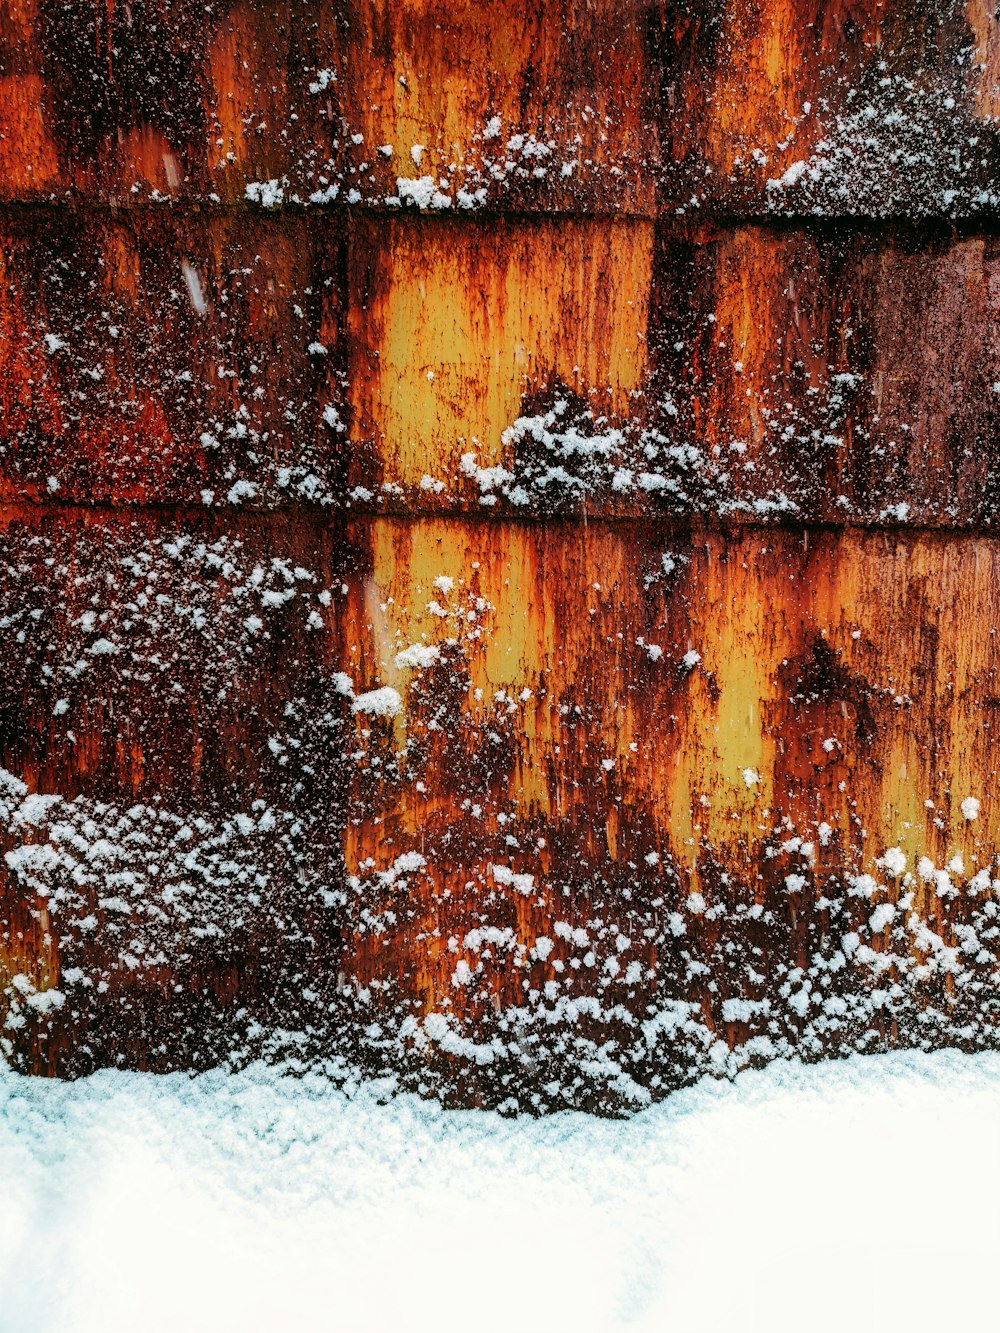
[0,210,349,505]
[1,506,999,1103]
[641,224,1000,525]
[338,521,1000,1045]
[1,0,1000,212]
[0,0,342,203]
[349,216,653,491]
[342,0,658,213]
[658,0,1000,214]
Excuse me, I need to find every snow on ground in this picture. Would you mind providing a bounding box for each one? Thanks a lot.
[0,1050,997,1332]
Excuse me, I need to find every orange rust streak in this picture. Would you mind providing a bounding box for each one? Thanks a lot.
[350,216,653,488]
[346,0,657,213]
[343,519,1000,1013]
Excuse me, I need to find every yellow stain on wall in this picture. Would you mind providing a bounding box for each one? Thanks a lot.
[341,520,1000,1014]
[353,218,653,487]
[346,520,1000,897]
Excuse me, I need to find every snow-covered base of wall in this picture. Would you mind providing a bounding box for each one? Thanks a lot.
[0,1049,996,1332]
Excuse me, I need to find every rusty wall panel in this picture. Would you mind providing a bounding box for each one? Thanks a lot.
[5,1,1000,216]
[332,520,1000,1104]
[4,513,1000,1108]
[640,222,1000,523]
[0,506,361,1073]
[0,0,656,211]
[658,0,1000,217]
[0,0,342,204]
[347,215,655,497]
[335,0,658,214]
[0,209,349,505]
[7,211,1000,526]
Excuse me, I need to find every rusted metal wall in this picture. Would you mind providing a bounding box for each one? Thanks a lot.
[2,2,1000,1110]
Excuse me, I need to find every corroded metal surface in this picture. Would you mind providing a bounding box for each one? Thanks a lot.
[3,512,1000,1106]
[0,210,348,503]
[5,212,1000,524]
[4,2,1000,214]
[1,3,999,1109]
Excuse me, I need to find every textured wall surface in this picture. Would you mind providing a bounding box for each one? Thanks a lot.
[2,2,1000,1111]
